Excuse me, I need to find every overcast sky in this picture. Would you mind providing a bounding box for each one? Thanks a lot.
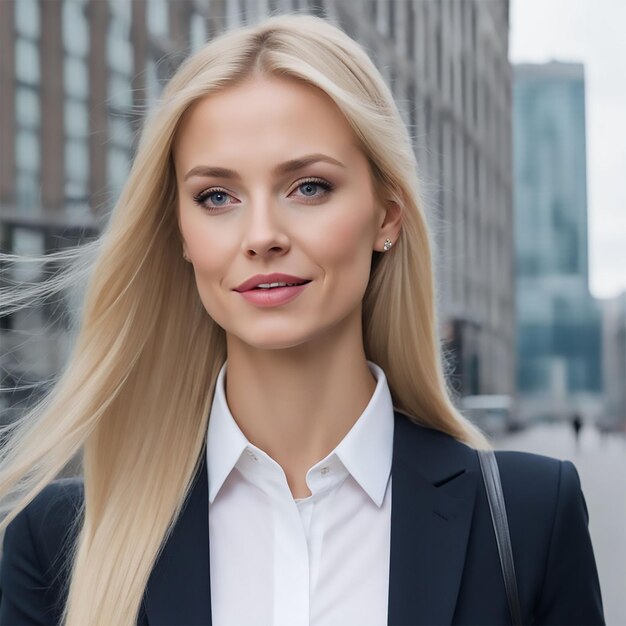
[509,0,626,300]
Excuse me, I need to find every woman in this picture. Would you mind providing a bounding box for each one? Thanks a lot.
[0,13,604,626]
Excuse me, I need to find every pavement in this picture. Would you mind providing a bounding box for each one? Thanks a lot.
[495,423,626,625]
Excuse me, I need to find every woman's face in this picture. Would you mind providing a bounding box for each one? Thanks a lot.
[173,74,396,351]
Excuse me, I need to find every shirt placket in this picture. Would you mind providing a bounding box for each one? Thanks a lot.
[272,488,310,626]
[239,447,311,626]
[303,458,349,602]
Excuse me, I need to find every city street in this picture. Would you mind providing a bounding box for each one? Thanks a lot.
[496,423,626,624]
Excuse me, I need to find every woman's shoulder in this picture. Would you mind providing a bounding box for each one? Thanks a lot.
[394,411,582,505]
[2,477,84,574]
[492,448,584,513]
[0,478,84,623]
[489,451,603,622]
[489,449,591,572]
[23,475,84,511]
[11,476,84,534]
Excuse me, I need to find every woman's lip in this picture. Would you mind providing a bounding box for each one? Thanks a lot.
[234,275,311,292]
[236,282,310,307]
[233,278,311,293]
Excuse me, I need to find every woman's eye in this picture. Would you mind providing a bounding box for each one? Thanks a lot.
[293,178,334,200]
[192,177,334,212]
[193,188,234,211]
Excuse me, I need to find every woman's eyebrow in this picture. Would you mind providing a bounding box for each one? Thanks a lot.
[183,153,346,182]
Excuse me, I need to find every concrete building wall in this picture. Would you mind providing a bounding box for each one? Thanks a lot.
[323,0,514,399]
[601,293,626,427]
[1,0,514,411]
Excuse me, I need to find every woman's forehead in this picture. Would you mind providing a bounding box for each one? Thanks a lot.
[173,76,364,177]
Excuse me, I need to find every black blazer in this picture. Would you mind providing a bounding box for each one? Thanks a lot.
[0,411,605,625]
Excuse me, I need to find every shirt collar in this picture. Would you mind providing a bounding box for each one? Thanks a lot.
[332,360,395,506]
[206,361,249,505]
[206,359,395,507]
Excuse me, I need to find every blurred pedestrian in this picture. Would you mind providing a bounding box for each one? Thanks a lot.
[571,412,583,448]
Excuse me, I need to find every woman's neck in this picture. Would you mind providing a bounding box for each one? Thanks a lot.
[224,322,377,499]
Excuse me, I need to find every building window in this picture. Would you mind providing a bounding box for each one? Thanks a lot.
[14,0,41,39]
[147,0,169,37]
[107,148,131,195]
[15,129,40,171]
[64,56,89,99]
[106,0,135,200]
[62,0,89,56]
[190,12,207,51]
[108,72,133,109]
[64,99,89,138]
[65,138,89,184]
[107,23,133,74]
[63,0,90,213]
[15,86,40,129]
[12,227,45,282]
[15,38,40,85]
[226,0,244,28]
[14,1,41,212]
[109,0,131,26]
[15,170,40,213]
[109,117,134,147]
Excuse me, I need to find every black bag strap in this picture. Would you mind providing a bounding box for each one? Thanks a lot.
[477,449,523,625]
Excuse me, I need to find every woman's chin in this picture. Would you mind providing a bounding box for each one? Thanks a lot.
[227,329,316,352]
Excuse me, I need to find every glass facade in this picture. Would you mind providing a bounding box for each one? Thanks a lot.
[515,73,588,283]
[514,63,602,396]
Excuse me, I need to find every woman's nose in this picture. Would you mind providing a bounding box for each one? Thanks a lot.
[240,198,291,258]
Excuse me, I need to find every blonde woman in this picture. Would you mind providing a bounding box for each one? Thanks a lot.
[0,13,603,626]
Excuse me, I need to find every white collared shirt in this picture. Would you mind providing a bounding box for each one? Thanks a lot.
[206,359,395,626]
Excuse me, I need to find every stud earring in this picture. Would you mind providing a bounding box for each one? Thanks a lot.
[183,251,190,262]
[383,238,393,251]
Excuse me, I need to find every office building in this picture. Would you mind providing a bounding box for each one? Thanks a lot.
[1,0,513,410]
[514,62,602,421]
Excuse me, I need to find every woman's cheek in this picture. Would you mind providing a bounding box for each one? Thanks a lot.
[324,211,375,265]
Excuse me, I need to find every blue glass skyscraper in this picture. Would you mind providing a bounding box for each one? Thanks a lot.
[514,62,602,419]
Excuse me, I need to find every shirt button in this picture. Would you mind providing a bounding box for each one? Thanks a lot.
[320,466,330,475]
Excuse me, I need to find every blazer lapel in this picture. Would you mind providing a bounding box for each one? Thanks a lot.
[387,411,479,625]
[142,450,212,626]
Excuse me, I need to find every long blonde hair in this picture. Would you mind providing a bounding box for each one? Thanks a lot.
[0,12,490,626]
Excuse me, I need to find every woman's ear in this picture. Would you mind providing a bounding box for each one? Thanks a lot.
[375,199,403,251]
